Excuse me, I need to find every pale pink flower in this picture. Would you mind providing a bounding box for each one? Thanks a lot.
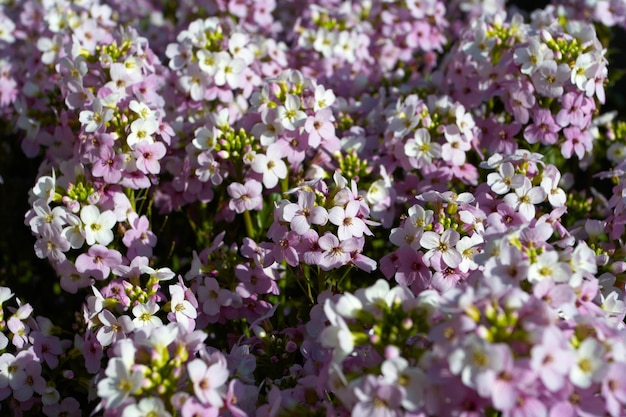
[420,229,462,268]
[187,358,228,407]
[227,180,263,213]
[328,200,372,241]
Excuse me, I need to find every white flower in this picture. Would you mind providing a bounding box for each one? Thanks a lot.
[169,285,197,328]
[37,34,63,65]
[192,126,219,151]
[319,300,354,362]
[80,205,116,246]
[228,32,254,65]
[140,265,175,281]
[0,16,15,43]
[32,171,56,203]
[514,38,551,75]
[527,250,570,284]
[333,30,356,63]
[313,28,336,57]
[196,49,219,75]
[250,144,287,189]
[277,94,307,130]
[456,234,484,273]
[96,310,134,347]
[487,162,525,195]
[381,357,427,411]
[313,84,336,112]
[569,338,606,388]
[62,212,85,249]
[122,397,171,417]
[502,177,546,221]
[449,335,507,397]
[404,128,441,168]
[571,53,594,91]
[420,229,463,268]
[97,357,144,408]
[79,98,113,133]
[132,300,163,329]
[455,104,475,137]
[213,52,245,88]
[126,117,158,148]
[128,100,155,120]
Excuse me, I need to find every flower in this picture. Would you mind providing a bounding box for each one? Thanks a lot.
[420,229,462,268]
[250,144,287,189]
[353,375,405,417]
[75,245,123,281]
[487,161,525,195]
[502,177,546,221]
[97,343,144,409]
[133,141,166,175]
[131,300,163,329]
[317,233,359,270]
[514,38,551,74]
[227,180,263,213]
[530,326,575,392]
[531,60,571,98]
[328,200,372,241]
[187,358,228,407]
[80,205,117,246]
[569,338,606,388]
[126,117,158,148]
[79,98,113,133]
[404,128,441,168]
[169,284,197,329]
[282,190,328,235]
[96,310,134,347]
[276,94,307,131]
[122,397,172,417]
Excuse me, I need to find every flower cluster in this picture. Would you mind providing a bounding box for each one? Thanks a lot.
[0,287,74,415]
[437,8,607,159]
[0,0,625,416]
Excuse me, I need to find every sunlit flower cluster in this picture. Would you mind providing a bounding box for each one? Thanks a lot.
[0,0,625,416]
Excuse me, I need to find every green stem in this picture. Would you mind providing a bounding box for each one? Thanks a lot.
[243,210,255,240]
[281,176,289,196]
[317,268,326,294]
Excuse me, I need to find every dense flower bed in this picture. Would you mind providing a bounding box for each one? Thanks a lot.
[1,0,626,416]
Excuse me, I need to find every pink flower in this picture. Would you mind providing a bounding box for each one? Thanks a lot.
[75,245,122,281]
[556,92,593,128]
[96,310,134,347]
[282,190,328,235]
[122,213,157,259]
[317,233,359,270]
[262,224,300,267]
[303,108,335,147]
[530,326,575,392]
[353,376,405,417]
[133,140,166,174]
[227,180,263,213]
[420,229,462,269]
[92,145,125,184]
[532,60,570,98]
[524,109,560,145]
[561,126,592,159]
[328,200,372,241]
[602,362,626,417]
[187,358,228,407]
